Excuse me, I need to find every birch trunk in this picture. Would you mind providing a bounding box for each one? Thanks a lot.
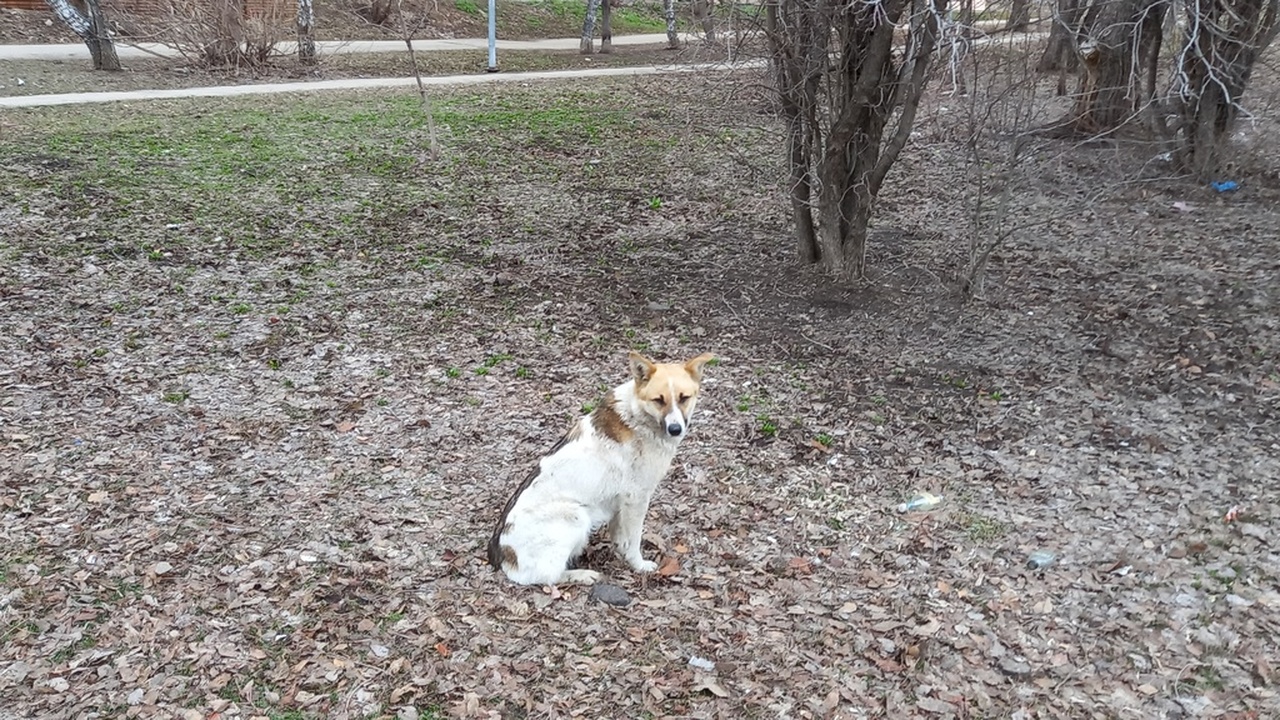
[45,0,120,70]
[664,0,678,48]
[581,0,598,53]
[297,0,317,65]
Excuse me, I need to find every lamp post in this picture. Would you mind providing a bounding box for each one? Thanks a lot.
[486,0,498,72]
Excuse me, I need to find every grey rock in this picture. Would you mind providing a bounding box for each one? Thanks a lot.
[998,656,1033,678]
[589,583,631,607]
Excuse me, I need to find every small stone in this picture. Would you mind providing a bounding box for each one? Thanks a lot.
[589,583,631,607]
[152,561,172,575]
[1167,544,1187,559]
[998,656,1033,678]
[127,688,145,705]
[1025,550,1056,570]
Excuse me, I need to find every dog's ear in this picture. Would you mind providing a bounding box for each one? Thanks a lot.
[684,352,717,382]
[628,351,657,385]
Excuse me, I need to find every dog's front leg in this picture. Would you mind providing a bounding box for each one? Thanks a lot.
[610,500,657,573]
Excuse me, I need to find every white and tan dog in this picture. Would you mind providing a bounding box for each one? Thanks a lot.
[488,351,715,586]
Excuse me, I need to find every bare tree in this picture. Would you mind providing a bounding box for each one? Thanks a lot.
[363,0,396,24]
[1171,0,1280,178]
[766,0,948,280]
[298,0,317,65]
[1064,0,1167,134]
[396,0,441,159]
[585,0,715,53]
[1007,0,1034,31]
[581,0,613,53]
[45,0,121,71]
[663,0,678,47]
[1035,0,1084,72]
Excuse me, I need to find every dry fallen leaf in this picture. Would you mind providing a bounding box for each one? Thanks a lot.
[657,556,681,576]
[336,420,357,433]
[434,642,450,658]
[692,678,729,698]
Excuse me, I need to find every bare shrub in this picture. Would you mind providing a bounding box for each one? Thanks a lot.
[345,0,396,25]
[159,0,291,68]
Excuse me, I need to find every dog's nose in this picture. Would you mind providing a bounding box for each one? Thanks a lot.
[666,423,683,437]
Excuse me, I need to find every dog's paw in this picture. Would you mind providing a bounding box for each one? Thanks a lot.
[560,569,602,585]
[632,559,659,573]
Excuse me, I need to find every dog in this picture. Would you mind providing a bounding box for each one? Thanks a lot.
[487,351,716,586]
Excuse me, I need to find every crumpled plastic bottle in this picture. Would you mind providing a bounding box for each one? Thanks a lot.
[896,492,944,513]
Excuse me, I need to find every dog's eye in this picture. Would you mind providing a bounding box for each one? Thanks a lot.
[678,394,690,404]
[653,396,666,407]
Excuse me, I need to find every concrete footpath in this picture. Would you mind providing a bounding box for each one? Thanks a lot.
[0,60,761,109]
[0,33,675,62]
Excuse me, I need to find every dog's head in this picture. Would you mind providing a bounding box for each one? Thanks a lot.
[628,351,716,439]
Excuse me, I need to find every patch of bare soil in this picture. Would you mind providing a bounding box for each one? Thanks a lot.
[1,51,1278,720]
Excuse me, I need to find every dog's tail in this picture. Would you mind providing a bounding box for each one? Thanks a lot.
[485,526,504,569]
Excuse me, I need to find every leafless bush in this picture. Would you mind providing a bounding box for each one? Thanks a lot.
[940,33,1059,298]
[159,0,291,68]
[343,0,397,25]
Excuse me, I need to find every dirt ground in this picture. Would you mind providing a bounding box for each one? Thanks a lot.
[1,40,1279,720]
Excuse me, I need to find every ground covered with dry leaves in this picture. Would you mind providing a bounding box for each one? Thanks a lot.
[1,54,1279,720]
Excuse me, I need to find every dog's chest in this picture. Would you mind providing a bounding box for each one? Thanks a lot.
[622,441,679,489]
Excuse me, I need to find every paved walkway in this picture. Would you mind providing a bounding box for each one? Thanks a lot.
[0,29,1044,109]
[0,33,676,61]
[0,60,760,108]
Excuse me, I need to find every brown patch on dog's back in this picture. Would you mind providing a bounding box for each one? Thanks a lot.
[501,545,519,569]
[565,422,583,443]
[591,392,635,444]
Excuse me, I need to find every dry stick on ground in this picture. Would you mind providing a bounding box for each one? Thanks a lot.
[397,0,441,159]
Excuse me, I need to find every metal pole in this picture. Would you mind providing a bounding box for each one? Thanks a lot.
[486,0,498,72]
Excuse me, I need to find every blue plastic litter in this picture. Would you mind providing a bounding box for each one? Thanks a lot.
[1211,180,1240,192]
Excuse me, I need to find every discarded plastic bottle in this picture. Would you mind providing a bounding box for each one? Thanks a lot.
[897,492,944,513]
[1026,550,1056,570]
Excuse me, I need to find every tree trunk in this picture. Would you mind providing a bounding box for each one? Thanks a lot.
[1007,0,1032,31]
[45,0,120,70]
[297,0,317,65]
[1054,0,1165,135]
[600,0,613,53]
[663,0,678,48]
[581,0,598,53]
[768,0,946,281]
[693,0,715,43]
[1036,0,1083,72]
[1174,0,1280,178]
